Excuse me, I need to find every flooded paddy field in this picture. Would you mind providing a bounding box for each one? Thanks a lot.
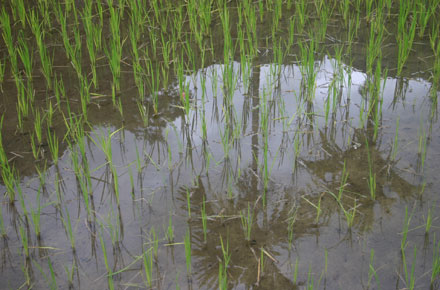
[1,0,440,289]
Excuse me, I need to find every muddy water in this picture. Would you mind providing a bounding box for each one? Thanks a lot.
[1,2,440,290]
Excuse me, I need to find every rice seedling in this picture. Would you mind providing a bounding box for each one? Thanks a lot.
[53,75,65,107]
[30,187,42,239]
[366,20,384,76]
[341,199,357,229]
[401,207,414,252]
[306,264,317,289]
[185,187,192,219]
[338,160,349,201]
[201,196,208,243]
[16,179,29,221]
[166,214,174,243]
[29,9,53,89]
[35,164,47,190]
[2,0,440,288]
[47,128,59,165]
[99,228,115,290]
[391,117,400,161]
[302,195,322,223]
[32,260,53,290]
[1,163,17,203]
[46,100,54,129]
[81,1,98,88]
[296,0,307,33]
[0,57,5,90]
[68,147,92,218]
[287,206,297,249]
[1,8,18,78]
[423,205,433,235]
[184,230,192,277]
[0,201,6,238]
[56,3,71,60]
[429,23,439,56]
[135,144,143,174]
[146,61,160,115]
[48,259,57,290]
[19,224,30,259]
[293,257,299,284]
[16,86,30,131]
[71,26,84,83]
[106,0,124,103]
[401,245,417,290]
[61,207,76,252]
[292,132,302,173]
[64,261,76,289]
[260,247,265,275]
[217,237,230,289]
[149,227,159,260]
[37,0,52,27]
[365,139,376,200]
[367,249,380,289]
[33,109,43,146]
[11,0,26,28]
[298,39,317,101]
[143,248,154,288]
[419,134,428,171]
[240,203,253,241]
[397,16,417,76]
[260,89,270,204]
[417,0,437,37]
[17,33,33,84]
[432,236,440,285]
[220,236,231,270]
